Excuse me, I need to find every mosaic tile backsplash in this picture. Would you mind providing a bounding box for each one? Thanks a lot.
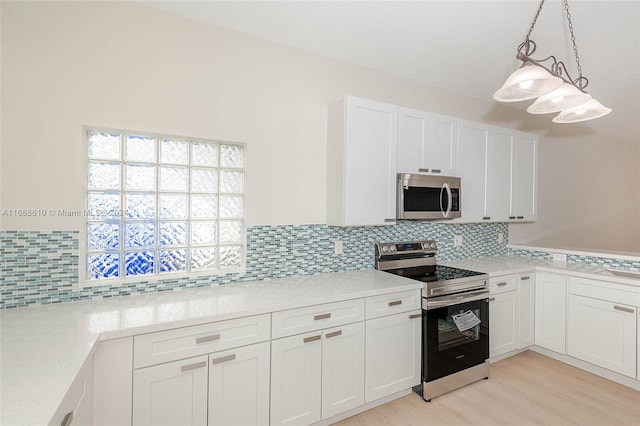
[1,222,507,309]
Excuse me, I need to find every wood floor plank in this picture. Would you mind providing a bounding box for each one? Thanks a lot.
[334,351,640,425]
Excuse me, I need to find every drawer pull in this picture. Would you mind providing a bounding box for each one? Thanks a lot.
[181,361,207,372]
[496,282,507,287]
[314,313,331,321]
[388,300,402,306]
[517,216,524,219]
[482,216,491,220]
[489,297,496,302]
[196,334,221,344]
[409,313,422,319]
[509,216,516,219]
[521,276,530,280]
[303,335,322,343]
[61,411,73,426]
[211,354,236,365]
[613,305,634,314]
[325,330,342,339]
[431,169,442,174]
[384,218,396,223]
[418,168,430,173]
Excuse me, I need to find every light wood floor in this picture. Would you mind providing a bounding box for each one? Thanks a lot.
[335,351,640,426]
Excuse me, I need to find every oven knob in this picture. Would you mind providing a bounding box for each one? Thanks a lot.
[390,246,396,252]
[429,242,436,249]
[382,246,388,253]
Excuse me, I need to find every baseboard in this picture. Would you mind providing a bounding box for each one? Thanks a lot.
[312,389,412,426]
[489,347,528,363]
[529,346,640,391]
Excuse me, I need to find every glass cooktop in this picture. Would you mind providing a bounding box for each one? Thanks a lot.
[388,264,485,284]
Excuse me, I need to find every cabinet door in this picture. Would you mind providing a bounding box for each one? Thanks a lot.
[270,332,322,426]
[208,342,270,426]
[637,312,640,380]
[535,273,567,354]
[344,97,398,226]
[132,356,208,426]
[510,133,537,221]
[568,295,637,378]
[365,310,421,403]
[486,128,513,222]
[321,322,365,419]
[398,107,429,173]
[518,274,535,349]
[489,291,519,358]
[428,113,458,176]
[456,120,488,223]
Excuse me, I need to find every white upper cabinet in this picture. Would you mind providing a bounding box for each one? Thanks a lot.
[510,133,537,221]
[455,120,537,223]
[327,96,398,226]
[456,120,489,223]
[397,108,457,176]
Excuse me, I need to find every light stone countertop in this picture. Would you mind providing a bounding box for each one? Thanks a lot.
[0,269,421,426]
[440,255,640,287]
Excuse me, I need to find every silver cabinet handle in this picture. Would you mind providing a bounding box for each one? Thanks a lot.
[409,313,422,319]
[482,216,491,220]
[431,169,442,173]
[314,313,331,320]
[325,330,342,339]
[509,216,516,219]
[496,282,507,287]
[418,168,430,173]
[61,411,73,426]
[489,297,496,302]
[517,216,524,219]
[211,354,236,365]
[614,305,634,314]
[303,335,321,343]
[388,300,402,306]
[181,360,207,372]
[521,276,530,280]
[196,334,220,344]
[384,218,396,222]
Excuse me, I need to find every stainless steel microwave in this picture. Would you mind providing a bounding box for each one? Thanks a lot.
[397,174,461,220]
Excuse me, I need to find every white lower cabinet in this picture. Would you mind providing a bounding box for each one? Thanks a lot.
[208,342,271,426]
[489,291,519,358]
[133,355,209,426]
[270,322,365,425]
[567,295,637,378]
[535,272,567,354]
[365,310,421,403]
[518,274,535,348]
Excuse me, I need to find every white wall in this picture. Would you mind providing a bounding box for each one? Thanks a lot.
[1,1,639,252]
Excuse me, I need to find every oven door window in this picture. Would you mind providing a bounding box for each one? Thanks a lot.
[438,308,481,351]
[423,298,489,383]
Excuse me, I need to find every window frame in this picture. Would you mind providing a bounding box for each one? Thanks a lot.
[81,126,247,287]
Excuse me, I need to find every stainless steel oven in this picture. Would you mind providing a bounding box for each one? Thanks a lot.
[375,240,489,401]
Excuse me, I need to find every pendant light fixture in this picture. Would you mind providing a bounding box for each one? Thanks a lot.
[493,0,611,123]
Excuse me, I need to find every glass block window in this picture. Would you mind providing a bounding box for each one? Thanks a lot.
[86,129,245,281]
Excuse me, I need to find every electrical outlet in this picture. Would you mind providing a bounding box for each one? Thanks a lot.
[334,240,344,255]
[552,253,567,262]
[453,235,463,247]
[497,232,504,244]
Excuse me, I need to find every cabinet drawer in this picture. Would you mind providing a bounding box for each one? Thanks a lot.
[489,275,517,294]
[134,314,270,369]
[365,290,421,319]
[272,299,365,339]
[568,277,640,306]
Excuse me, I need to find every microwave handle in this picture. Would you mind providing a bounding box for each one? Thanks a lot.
[441,183,452,218]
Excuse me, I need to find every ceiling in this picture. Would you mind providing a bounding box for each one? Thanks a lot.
[141,1,640,143]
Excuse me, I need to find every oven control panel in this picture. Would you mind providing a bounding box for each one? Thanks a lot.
[376,240,437,256]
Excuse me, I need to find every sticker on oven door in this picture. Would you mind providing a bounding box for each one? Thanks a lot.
[451,310,481,332]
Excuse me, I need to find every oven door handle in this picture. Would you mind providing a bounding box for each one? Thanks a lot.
[424,290,490,310]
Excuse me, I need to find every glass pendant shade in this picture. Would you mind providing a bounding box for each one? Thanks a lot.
[552,99,612,123]
[527,83,592,114]
[493,65,563,102]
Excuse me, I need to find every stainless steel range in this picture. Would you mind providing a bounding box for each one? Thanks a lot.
[375,240,490,401]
